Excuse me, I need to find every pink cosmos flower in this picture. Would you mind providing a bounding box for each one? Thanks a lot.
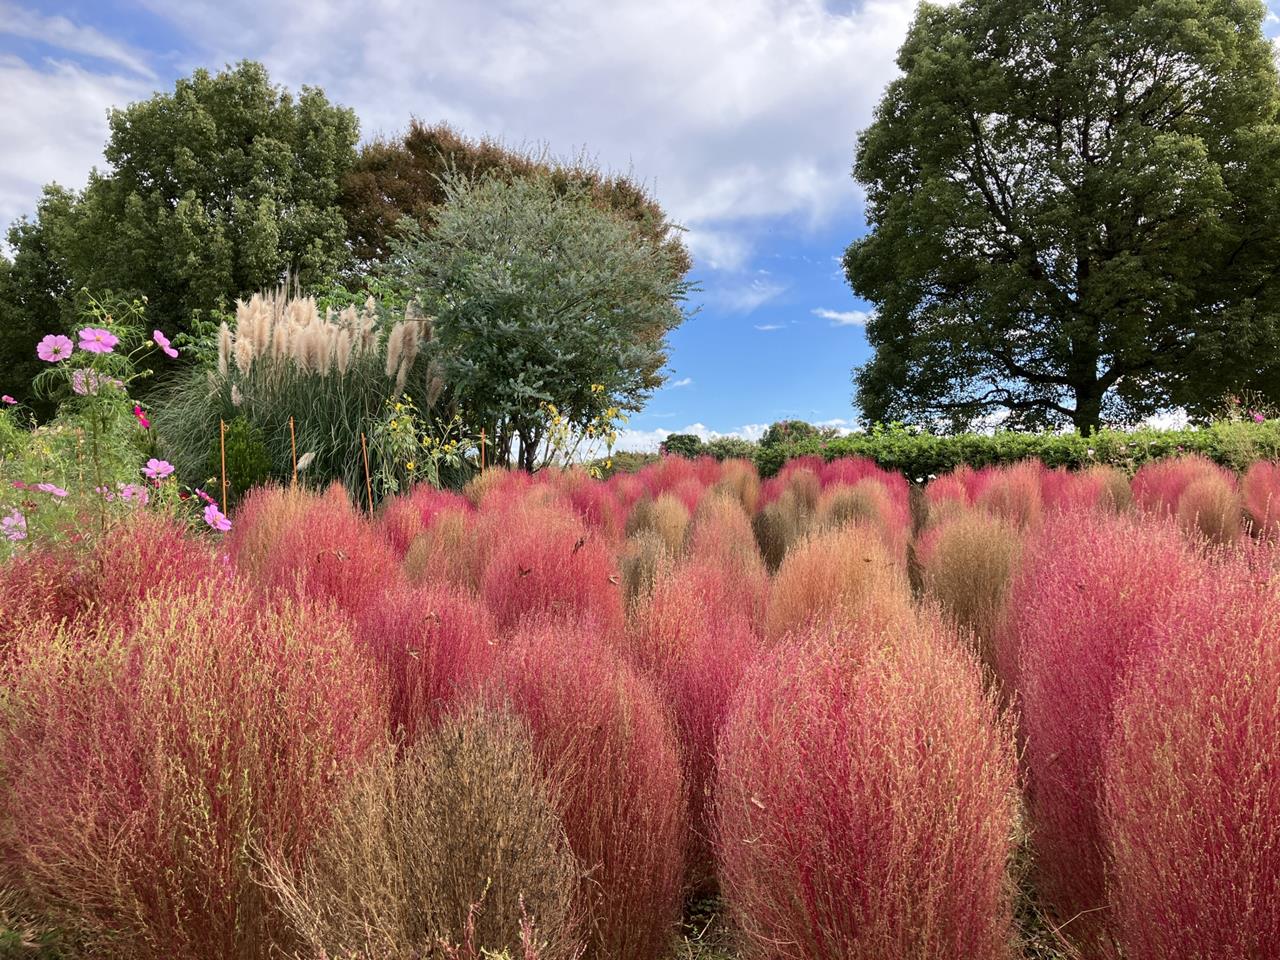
[1,510,26,542]
[152,329,179,359]
[142,458,175,480]
[195,488,216,505]
[37,334,73,363]
[203,503,232,532]
[1253,412,1266,424]
[1,395,15,405]
[35,483,68,498]
[94,485,117,503]
[11,481,29,490]
[133,405,150,429]
[78,328,119,354]
[119,483,149,507]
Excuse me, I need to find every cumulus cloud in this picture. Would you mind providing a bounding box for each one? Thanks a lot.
[668,376,694,387]
[813,306,874,326]
[754,322,784,331]
[613,421,771,452]
[0,55,151,235]
[0,4,157,78]
[133,0,915,266]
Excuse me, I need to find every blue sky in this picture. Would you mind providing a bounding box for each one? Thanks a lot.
[6,2,1277,448]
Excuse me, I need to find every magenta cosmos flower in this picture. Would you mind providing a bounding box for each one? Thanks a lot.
[1,395,15,405]
[133,405,150,429]
[34,482,68,498]
[143,458,175,480]
[203,503,232,532]
[152,329,179,359]
[78,327,119,354]
[37,334,74,363]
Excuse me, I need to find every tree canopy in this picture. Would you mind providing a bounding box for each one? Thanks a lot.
[0,61,358,407]
[341,120,691,276]
[846,0,1280,433]
[386,173,691,470]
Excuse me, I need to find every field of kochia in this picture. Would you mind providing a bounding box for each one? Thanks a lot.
[1,451,1277,960]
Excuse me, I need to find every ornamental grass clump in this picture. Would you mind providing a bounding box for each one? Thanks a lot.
[626,559,760,885]
[999,511,1200,948]
[816,478,908,562]
[353,583,497,745]
[1175,472,1244,545]
[228,483,401,616]
[625,493,689,556]
[684,491,768,622]
[497,623,687,960]
[1242,460,1280,538]
[1103,566,1280,960]
[918,511,1022,678]
[264,706,581,960]
[714,619,1019,960]
[1041,465,1131,514]
[155,289,440,502]
[765,525,914,642]
[478,502,623,633]
[0,584,384,960]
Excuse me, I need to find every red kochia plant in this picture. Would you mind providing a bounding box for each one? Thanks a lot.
[378,485,473,556]
[1176,473,1243,544]
[353,582,498,745]
[765,525,914,642]
[1000,511,1200,946]
[479,503,623,633]
[715,620,1018,960]
[626,559,760,884]
[684,492,768,625]
[497,623,687,960]
[0,584,385,960]
[974,461,1044,531]
[1104,565,1280,959]
[228,483,401,615]
[1130,454,1231,516]
[1242,460,1280,538]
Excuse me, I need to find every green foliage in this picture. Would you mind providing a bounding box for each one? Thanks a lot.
[661,433,704,458]
[341,120,692,277]
[848,0,1280,432]
[589,450,659,477]
[209,416,273,508]
[755,420,1280,479]
[760,420,828,449]
[385,172,691,471]
[0,61,359,408]
[704,436,759,461]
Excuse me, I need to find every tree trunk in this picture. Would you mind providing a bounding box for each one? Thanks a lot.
[1072,383,1103,435]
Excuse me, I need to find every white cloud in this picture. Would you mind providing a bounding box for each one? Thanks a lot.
[133,0,916,265]
[813,306,874,326]
[669,376,693,387]
[614,420,771,452]
[754,323,784,331]
[0,55,151,235]
[715,277,786,313]
[0,4,157,78]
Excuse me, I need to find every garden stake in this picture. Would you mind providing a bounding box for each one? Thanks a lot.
[360,431,373,514]
[481,428,486,471]
[219,419,228,508]
[289,416,298,485]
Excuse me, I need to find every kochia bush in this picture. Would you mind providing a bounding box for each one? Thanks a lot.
[1104,566,1280,959]
[715,620,1018,960]
[0,585,384,960]
[497,623,687,960]
[1000,511,1200,945]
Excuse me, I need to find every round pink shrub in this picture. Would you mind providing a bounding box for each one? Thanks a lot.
[0,583,385,959]
[1242,460,1280,538]
[1000,511,1201,944]
[497,623,687,960]
[1104,566,1280,959]
[1131,454,1233,517]
[715,620,1018,960]
[353,582,497,745]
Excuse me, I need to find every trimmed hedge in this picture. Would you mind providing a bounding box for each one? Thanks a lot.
[755,421,1280,479]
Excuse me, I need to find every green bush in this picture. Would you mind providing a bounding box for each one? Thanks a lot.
[704,436,758,461]
[755,421,1280,478]
[760,419,824,448]
[207,416,274,507]
[661,433,703,458]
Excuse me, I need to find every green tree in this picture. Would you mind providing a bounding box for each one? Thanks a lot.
[387,173,691,471]
[341,120,691,277]
[847,0,1280,433]
[0,61,358,407]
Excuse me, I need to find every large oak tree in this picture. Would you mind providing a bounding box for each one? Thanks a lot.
[846,0,1280,433]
